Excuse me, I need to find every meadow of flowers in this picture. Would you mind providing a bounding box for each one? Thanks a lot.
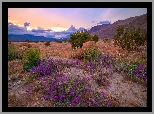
[27,53,147,107]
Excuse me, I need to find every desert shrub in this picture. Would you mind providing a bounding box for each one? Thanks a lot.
[27,44,32,48]
[69,51,76,59]
[82,46,101,63]
[25,39,30,43]
[97,53,116,70]
[113,26,147,51]
[55,40,62,43]
[113,56,147,84]
[103,38,112,43]
[8,44,22,61]
[22,47,40,72]
[69,30,99,49]
[45,41,50,46]
[63,39,69,43]
[91,34,99,43]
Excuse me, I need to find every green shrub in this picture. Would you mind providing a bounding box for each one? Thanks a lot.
[103,38,111,43]
[25,39,30,43]
[91,34,99,42]
[113,26,147,51]
[82,46,101,63]
[69,30,99,49]
[8,44,22,61]
[55,40,62,43]
[22,48,40,72]
[63,39,69,43]
[45,41,50,46]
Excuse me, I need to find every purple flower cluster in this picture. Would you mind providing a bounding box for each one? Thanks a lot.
[28,55,118,107]
[25,87,31,92]
[29,57,57,76]
[134,63,147,81]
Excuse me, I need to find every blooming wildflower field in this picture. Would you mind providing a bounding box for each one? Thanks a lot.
[8,39,147,107]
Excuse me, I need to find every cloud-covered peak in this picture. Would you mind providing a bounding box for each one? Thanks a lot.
[97,20,111,25]
[67,25,77,32]
[78,27,85,31]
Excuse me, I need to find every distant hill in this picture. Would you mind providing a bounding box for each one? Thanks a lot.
[8,34,68,42]
[88,13,147,39]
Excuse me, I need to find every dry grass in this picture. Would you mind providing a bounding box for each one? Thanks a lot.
[10,40,146,62]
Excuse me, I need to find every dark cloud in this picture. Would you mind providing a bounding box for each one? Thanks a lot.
[8,22,74,39]
[97,20,111,24]
[24,22,30,27]
[31,28,52,33]
[8,22,26,32]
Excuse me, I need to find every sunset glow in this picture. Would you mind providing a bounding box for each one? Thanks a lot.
[8,8,147,39]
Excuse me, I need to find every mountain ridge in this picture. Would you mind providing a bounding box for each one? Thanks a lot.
[8,34,68,42]
[88,13,147,39]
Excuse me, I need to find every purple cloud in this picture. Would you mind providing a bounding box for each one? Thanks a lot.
[24,22,30,27]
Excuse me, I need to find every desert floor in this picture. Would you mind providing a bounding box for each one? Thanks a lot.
[8,40,147,107]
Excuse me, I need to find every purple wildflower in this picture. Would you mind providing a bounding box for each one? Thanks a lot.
[135,68,139,74]
[92,99,96,104]
[110,71,113,76]
[74,97,80,103]
[50,93,54,98]
[100,78,104,82]
[106,84,110,87]
[106,101,111,106]
[59,95,63,100]
[101,91,104,95]
[88,102,92,106]
[55,73,59,77]
[44,96,48,100]
[139,64,145,70]
[137,73,142,77]
[54,96,58,99]
[31,70,35,73]
[118,68,120,71]
[114,58,116,62]
[144,77,147,81]
[71,102,75,107]
[41,77,44,80]
[65,76,68,81]
[87,88,92,92]
[60,74,64,77]
[25,87,31,92]
[44,71,47,75]
[76,81,78,86]
[70,88,75,95]
[108,64,111,68]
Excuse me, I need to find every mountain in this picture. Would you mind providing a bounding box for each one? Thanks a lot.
[8,34,61,42]
[88,24,110,33]
[88,13,147,39]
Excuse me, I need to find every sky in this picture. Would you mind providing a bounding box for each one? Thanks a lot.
[8,8,147,39]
